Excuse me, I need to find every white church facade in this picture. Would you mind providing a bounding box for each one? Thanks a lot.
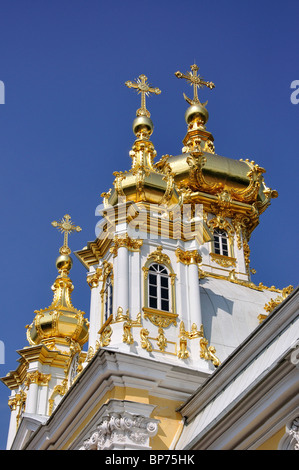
[1,65,298,451]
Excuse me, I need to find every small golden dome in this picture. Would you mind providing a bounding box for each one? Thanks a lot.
[185,104,209,125]
[26,215,88,350]
[26,262,89,348]
[133,115,154,136]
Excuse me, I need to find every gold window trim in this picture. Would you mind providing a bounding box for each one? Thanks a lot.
[142,246,177,315]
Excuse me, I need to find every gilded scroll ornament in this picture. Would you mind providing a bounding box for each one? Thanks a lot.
[263,285,294,314]
[178,321,204,360]
[186,151,224,194]
[157,327,167,352]
[99,325,113,347]
[200,337,221,367]
[140,328,153,352]
[178,322,189,359]
[9,390,27,428]
[147,245,171,265]
[48,379,68,415]
[230,159,266,204]
[123,322,134,345]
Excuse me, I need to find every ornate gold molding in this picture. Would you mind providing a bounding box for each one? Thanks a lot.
[24,371,51,389]
[8,390,27,428]
[143,308,178,328]
[263,285,294,315]
[140,328,153,352]
[186,151,224,194]
[175,247,202,265]
[48,379,68,415]
[99,325,113,347]
[142,308,178,354]
[110,233,143,257]
[86,268,102,289]
[210,252,236,268]
[178,321,204,360]
[122,312,142,345]
[147,245,171,265]
[200,337,221,367]
[230,159,266,204]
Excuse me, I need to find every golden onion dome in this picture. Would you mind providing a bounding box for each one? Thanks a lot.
[26,215,89,350]
[26,254,89,349]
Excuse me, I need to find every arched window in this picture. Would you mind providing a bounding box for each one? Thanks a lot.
[148,263,170,312]
[103,273,113,322]
[213,228,229,256]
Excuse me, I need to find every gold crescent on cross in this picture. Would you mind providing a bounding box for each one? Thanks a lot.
[175,64,215,105]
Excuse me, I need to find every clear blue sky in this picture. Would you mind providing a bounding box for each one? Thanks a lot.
[0,0,298,449]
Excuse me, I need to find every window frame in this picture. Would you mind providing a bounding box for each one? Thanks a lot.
[142,250,176,315]
[213,228,230,257]
[103,272,113,322]
[148,263,171,312]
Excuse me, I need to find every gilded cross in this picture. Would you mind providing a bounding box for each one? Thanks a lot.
[175,64,215,105]
[51,214,82,255]
[125,74,161,118]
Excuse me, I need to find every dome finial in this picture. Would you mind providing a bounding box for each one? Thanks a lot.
[175,63,215,107]
[51,214,82,256]
[51,214,82,275]
[125,74,161,118]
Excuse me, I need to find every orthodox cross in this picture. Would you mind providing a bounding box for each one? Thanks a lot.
[51,214,82,255]
[125,74,161,118]
[175,64,215,105]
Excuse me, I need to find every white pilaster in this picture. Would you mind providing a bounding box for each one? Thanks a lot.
[25,382,38,414]
[188,262,202,327]
[116,246,129,313]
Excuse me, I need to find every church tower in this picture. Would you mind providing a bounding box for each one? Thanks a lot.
[1,214,89,449]
[1,65,294,451]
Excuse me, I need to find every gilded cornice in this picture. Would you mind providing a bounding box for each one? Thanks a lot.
[0,344,71,390]
[75,236,113,270]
